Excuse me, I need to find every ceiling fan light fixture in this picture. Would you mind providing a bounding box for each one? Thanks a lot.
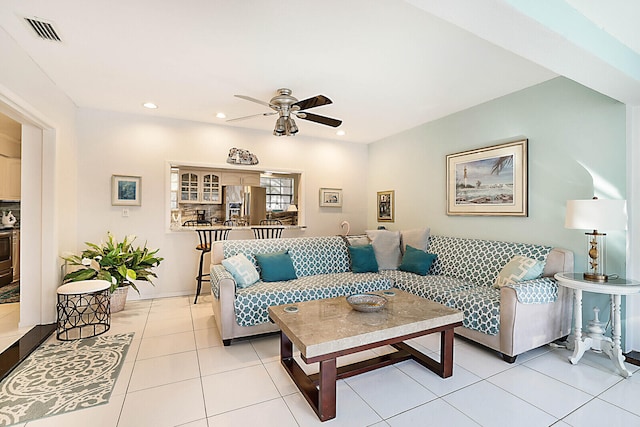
[287,117,298,135]
[274,116,286,136]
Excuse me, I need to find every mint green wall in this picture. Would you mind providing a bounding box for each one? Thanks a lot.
[368,77,626,339]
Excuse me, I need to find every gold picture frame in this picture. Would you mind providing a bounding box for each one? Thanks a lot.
[446,139,527,216]
[111,175,142,206]
[377,190,394,222]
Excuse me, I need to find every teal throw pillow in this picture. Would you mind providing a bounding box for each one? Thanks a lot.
[222,253,260,288]
[348,244,379,273]
[398,245,437,276]
[254,250,297,282]
[494,255,545,288]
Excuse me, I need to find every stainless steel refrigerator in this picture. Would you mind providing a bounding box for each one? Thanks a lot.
[224,186,266,225]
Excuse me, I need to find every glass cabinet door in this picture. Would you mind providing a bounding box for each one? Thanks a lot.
[180,172,198,202]
[201,173,220,203]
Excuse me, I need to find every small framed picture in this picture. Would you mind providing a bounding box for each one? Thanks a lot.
[377,190,394,222]
[319,188,343,207]
[111,175,141,206]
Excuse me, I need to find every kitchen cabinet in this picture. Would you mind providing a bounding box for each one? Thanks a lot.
[221,171,261,187]
[0,156,21,200]
[179,169,221,204]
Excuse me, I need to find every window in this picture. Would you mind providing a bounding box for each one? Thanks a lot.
[261,176,294,211]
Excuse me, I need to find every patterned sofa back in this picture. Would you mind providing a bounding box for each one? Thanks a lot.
[218,236,350,277]
[428,236,553,288]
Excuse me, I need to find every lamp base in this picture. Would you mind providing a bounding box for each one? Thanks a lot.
[584,272,608,283]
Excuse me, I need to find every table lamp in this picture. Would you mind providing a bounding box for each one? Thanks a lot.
[564,197,627,282]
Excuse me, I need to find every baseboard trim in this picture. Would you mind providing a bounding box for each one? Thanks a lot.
[624,351,640,367]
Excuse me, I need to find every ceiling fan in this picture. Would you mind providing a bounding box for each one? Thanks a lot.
[228,88,342,136]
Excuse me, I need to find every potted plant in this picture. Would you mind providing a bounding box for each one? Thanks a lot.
[62,232,164,312]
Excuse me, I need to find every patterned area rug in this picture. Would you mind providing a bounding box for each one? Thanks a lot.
[0,283,19,304]
[0,332,133,426]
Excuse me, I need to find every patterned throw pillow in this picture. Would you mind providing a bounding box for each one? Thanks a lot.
[398,245,437,276]
[254,250,298,282]
[494,255,544,288]
[365,230,402,270]
[222,253,260,288]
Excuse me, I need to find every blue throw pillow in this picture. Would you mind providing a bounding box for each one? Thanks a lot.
[348,244,379,273]
[254,250,297,282]
[398,245,437,276]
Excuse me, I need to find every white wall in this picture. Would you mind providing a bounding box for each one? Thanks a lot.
[0,26,77,324]
[75,109,368,299]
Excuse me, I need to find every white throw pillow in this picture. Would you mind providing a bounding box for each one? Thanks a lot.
[401,228,430,253]
[222,253,260,288]
[494,255,544,288]
[365,230,402,270]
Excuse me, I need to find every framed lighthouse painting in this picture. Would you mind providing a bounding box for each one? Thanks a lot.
[446,139,528,216]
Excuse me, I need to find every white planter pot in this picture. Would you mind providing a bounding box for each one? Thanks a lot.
[110,286,129,313]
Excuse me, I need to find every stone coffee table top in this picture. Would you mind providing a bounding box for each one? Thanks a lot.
[268,288,463,359]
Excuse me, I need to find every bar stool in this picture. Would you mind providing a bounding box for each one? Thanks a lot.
[56,279,111,340]
[251,226,284,239]
[194,228,231,303]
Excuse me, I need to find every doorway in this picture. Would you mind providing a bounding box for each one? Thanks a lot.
[0,93,56,349]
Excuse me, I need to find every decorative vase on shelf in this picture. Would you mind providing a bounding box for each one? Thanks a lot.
[110,286,130,313]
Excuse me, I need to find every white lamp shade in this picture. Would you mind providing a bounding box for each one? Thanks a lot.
[565,199,627,231]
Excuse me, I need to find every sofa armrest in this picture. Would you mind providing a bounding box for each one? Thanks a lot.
[506,278,558,304]
[210,264,235,299]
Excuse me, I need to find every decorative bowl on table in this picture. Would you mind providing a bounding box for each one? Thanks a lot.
[346,293,387,312]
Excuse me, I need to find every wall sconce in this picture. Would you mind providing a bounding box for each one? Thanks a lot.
[564,197,627,282]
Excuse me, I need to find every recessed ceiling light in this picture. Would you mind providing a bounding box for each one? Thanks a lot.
[216,112,226,119]
[336,130,346,136]
[142,102,158,109]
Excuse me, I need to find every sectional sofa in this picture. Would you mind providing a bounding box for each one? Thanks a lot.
[209,232,573,362]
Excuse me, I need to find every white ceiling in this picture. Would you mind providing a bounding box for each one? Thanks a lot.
[0,1,636,143]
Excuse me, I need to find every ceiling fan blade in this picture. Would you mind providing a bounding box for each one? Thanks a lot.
[293,95,332,111]
[227,112,276,122]
[234,95,272,108]
[297,112,342,128]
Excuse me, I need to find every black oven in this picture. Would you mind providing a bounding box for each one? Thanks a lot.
[0,230,12,287]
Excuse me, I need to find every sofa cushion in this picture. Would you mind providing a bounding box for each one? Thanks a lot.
[255,251,297,282]
[233,272,392,326]
[348,245,379,273]
[398,245,437,276]
[366,230,402,270]
[381,270,475,304]
[446,286,501,336]
[494,255,544,288]
[401,228,430,253]
[222,253,260,288]
[223,236,350,277]
[428,236,553,288]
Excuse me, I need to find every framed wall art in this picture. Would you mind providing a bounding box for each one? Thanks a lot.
[446,139,528,216]
[111,175,142,206]
[377,190,394,222]
[319,188,343,207]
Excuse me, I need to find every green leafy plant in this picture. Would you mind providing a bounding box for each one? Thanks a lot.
[62,232,164,294]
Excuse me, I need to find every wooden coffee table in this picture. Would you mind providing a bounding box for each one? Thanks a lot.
[268,288,463,422]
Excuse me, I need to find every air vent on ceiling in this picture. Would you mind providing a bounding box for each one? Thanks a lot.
[24,17,61,42]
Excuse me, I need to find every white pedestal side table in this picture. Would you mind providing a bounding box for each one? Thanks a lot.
[554,272,640,378]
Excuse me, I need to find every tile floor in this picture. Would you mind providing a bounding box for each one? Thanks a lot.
[2,295,640,426]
